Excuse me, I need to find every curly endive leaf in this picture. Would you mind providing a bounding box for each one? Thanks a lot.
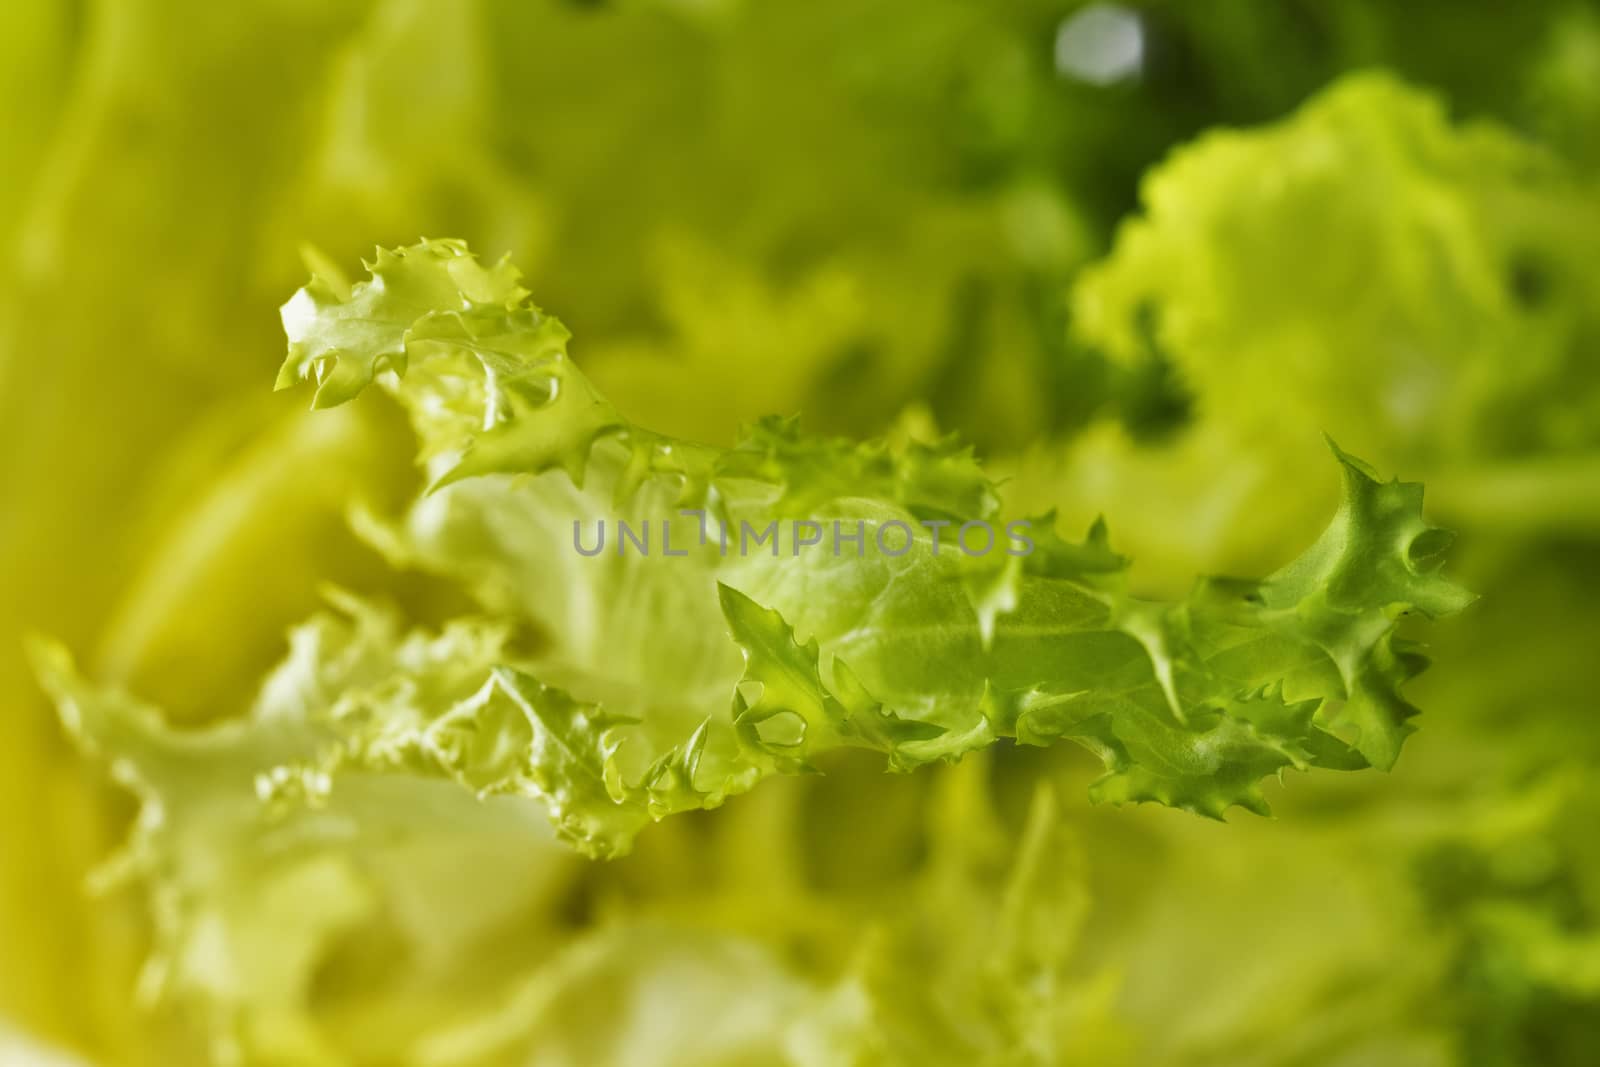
[1072,73,1600,467]
[269,240,1472,837]
[28,601,579,1066]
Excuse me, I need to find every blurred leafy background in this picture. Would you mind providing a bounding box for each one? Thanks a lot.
[2,0,1598,1064]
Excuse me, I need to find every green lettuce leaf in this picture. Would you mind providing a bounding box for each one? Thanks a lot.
[270,239,1469,853]
[1076,73,1600,466]
[31,600,581,1067]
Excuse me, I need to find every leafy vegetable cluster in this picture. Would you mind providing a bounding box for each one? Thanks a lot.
[3,2,1598,1066]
